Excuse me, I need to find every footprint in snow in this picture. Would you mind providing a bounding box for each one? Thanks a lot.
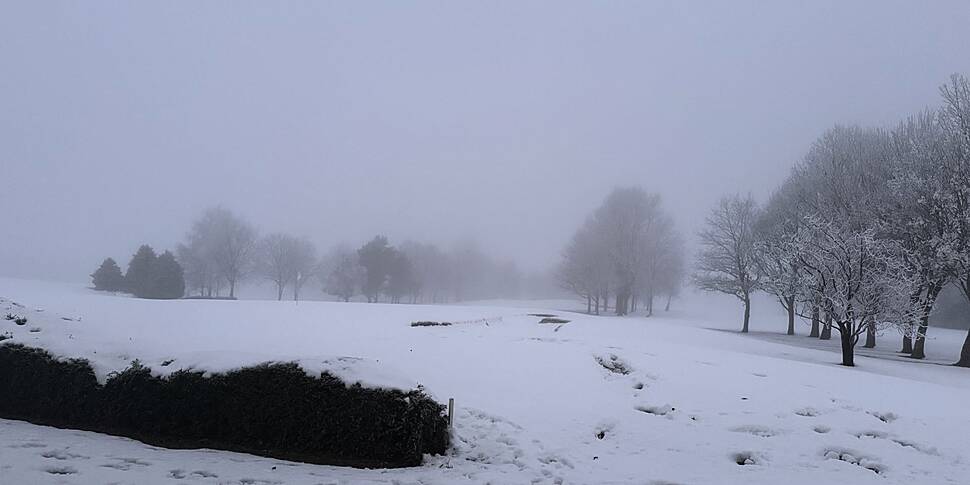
[45,465,78,475]
[867,410,898,423]
[822,448,884,474]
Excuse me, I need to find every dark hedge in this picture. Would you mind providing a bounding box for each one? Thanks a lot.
[0,343,450,468]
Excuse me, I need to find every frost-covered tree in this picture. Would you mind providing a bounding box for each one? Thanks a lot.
[756,183,806,336]
[793,217,920,366]
[91,257,126,292]
[693,194,761,332]
[937,73,970,367]
[884,110,964,358]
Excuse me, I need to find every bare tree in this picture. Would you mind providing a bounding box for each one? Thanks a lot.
[178,207,256,299]
[693,194,761,332]
[258,233,317,301]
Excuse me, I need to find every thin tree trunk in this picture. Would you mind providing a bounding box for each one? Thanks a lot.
[587,295,591,314]
[742,295,750,333]
[809,305,820,338]
[820,312,832,340]
[863,319,876,348]
[277,283,284,301]
[665,294,671,312]
[786,297,795,336]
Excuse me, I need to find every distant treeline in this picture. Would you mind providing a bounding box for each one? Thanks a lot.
[93,206,537,304]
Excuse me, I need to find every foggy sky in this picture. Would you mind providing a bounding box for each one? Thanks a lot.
[2,1,969,282]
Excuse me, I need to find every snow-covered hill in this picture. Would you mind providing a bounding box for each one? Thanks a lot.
[0,277,967,484]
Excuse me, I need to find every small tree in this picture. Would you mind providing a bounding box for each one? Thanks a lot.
[91,258,126,292]
[693,194,761,332]
[321,246,363,302]
[125,245,158,299]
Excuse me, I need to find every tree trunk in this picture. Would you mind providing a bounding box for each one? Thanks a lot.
[786,297,795,336]
[956,327,970,368]
[839,328,855,367]
[863,319,876,348]
[741,295,750,333]
[587,295,591,314]
[820,312,832,340]
[229,281,236,299]
[277,283,284,301]
[911,283,943,360]
[809,305,820,338]
[665,294,671,312]
[901,334,913,354]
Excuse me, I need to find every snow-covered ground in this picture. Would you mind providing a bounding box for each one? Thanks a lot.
[0,277,967,485]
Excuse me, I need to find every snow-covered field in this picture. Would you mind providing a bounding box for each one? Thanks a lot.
[1,277,968,485]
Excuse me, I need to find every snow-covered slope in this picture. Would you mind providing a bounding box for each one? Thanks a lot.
[0,277,967,484]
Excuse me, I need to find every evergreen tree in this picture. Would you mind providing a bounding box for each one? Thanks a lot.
[153,250,186,299]
[91,257,126,291]
[125,245,158,298]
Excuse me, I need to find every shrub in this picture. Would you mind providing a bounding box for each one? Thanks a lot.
[0,344,449,468]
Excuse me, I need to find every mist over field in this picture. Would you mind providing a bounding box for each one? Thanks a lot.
[2,2,970,485]
[3,2,968,284]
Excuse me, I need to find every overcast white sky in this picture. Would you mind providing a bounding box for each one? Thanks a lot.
[2,1,969,282]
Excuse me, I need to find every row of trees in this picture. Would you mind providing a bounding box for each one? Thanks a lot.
[694,74,970,368]
[557,187,687,316]
[321,237,522,304]
[173,207,521,303]
[91,245,185,299]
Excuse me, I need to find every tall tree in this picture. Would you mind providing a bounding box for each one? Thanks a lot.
[125,245,158,299]
[693,194,761,332]
[153,250,186,299]
[358,236,393,303]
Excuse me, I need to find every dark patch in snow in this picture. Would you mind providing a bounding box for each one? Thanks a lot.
[410,321,453,327]
[528,313,557,318]
[595,354,632,375]
[45,465,78,475]
[538,317,570,324]
[733,451,761,465]
[192,470,219,478]
[169,469,186,479]
[813,425,831,434]
[867,411,898,423]
[730,425,777,437]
